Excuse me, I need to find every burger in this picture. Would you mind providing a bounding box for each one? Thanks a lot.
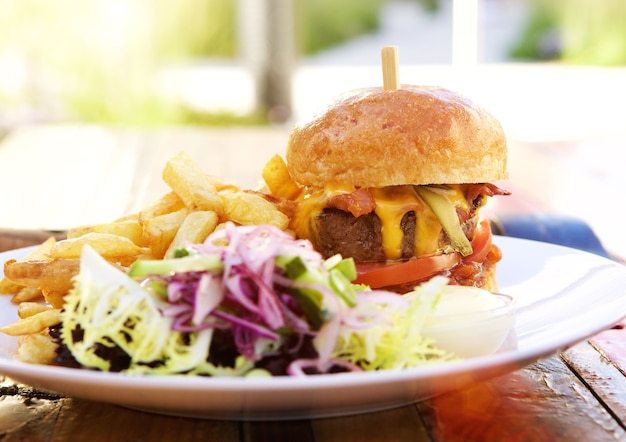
[274,84,509,292]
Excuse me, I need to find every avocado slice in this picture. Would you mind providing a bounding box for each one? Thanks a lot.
[414,185,473,256]
[128,254,223,278]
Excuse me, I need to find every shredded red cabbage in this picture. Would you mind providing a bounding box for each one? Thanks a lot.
[139,224,325,362]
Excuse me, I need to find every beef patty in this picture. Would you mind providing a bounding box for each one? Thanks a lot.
[314,209,417,261]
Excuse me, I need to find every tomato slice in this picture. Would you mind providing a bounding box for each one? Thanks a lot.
[354,253,460,289]
[354,219,494,289]
[463,219,493,263]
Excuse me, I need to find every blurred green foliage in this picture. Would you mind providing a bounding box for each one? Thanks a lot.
[511,0,626,66]
[509,2,559,60]
[0,0,385,126]
[295,0,385,55]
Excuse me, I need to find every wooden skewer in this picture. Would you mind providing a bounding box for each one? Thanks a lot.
[381,46,400,91]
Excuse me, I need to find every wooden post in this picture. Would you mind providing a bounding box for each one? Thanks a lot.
[237,0,267,112]
[237,0,294,123]
[261,0,294,122]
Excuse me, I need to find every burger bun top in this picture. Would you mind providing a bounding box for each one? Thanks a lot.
[286,85,508,188]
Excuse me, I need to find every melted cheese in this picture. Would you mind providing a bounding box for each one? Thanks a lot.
[414,207,443,256]
[290,183,470,260]
[370,187,423,259]
[289,181,356,243]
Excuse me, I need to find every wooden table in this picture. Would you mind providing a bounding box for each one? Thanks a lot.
[1,124,626,441]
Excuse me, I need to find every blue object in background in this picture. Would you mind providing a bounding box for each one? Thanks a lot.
[490,213,612,260]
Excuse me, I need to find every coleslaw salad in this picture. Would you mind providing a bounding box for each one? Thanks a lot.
[60,223,455,376]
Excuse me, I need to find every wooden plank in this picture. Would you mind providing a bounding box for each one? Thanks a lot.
[416,355,626,441]
[0,229,65,252]
[243,420,315,442]
[311,405,430,441]
[0,377,63,442]
[52,398,241,442]
[588,321,626,378]
[563,340,626,425]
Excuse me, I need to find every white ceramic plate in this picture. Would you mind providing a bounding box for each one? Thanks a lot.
[1,236,626,421]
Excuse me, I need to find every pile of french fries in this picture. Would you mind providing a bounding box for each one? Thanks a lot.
[0,151,300,364]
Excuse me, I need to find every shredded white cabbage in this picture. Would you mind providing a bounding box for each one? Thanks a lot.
[330,276,455,370]
[62,246,214,374]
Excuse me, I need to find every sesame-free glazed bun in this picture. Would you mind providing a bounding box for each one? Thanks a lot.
[286,85,508,188]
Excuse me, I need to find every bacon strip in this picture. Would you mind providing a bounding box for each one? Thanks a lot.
[327,188,376,218]
[466,183,511,203]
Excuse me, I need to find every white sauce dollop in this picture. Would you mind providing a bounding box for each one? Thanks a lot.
[422,285,515,358]
[426,286,508,325]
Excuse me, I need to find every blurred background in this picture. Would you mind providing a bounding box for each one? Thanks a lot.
[1,0,625,255]
[2,0,625,129]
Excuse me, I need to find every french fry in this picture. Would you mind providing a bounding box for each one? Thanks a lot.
[162,152,224,214]
[262,154,301,199]
[0,276,23,296]
[113,212,139,223]
[42,290,67,310]
[23,237,57,260]
[3,259,80,305]
[67,219,143,246]
[165,151,240,192]
[17,302,52,319]
[164,210,219,259]
[18,332,58,364]
[0,308,61,336]
[221,191,289,229]
[48,233,151,266]
[1,237,58,296]
[11,286,44,304]
[138,191,185,224]
[141,207,189,259]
